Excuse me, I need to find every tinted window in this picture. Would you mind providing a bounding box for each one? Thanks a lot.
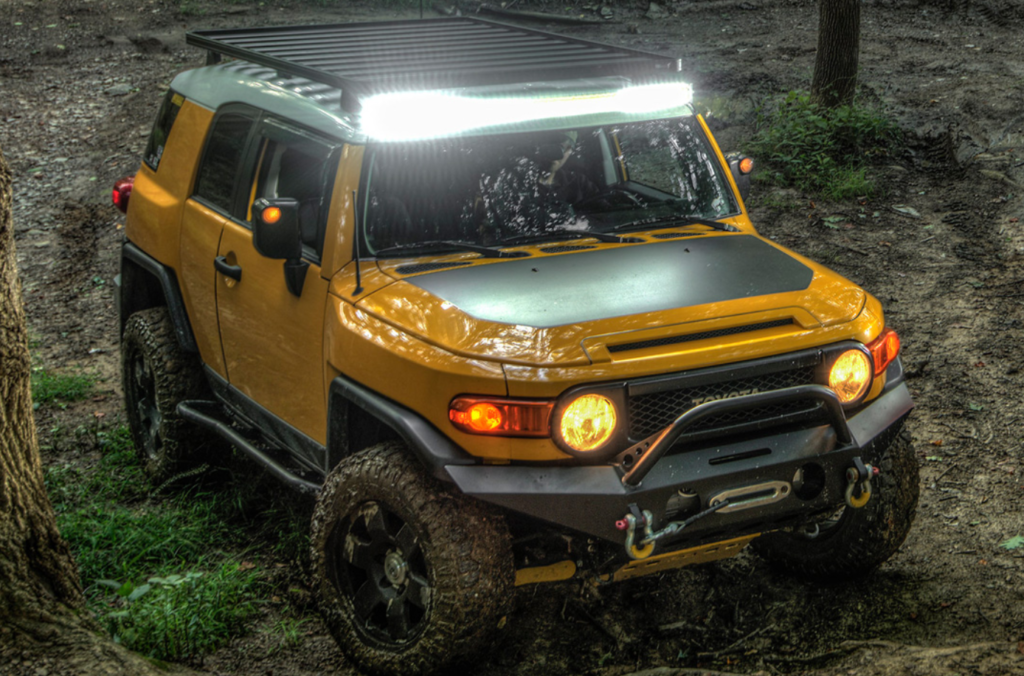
[143,91,183,171]
[194,112,254,212]
[251,138,333,260]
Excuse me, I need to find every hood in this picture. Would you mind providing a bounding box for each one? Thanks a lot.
[357,235,866,367]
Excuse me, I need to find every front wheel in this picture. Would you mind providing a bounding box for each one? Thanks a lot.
[311,442,514,676]
[753,428,919,580]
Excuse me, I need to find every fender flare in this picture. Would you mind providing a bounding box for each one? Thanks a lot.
[118,241,198,353]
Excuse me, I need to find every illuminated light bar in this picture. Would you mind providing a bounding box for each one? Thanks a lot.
[361,81,694,141]
[449,396,553,437]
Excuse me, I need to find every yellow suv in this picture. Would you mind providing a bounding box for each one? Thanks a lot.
[115,17,917,676]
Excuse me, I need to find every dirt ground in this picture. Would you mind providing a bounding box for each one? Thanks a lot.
[2,0,1024,674]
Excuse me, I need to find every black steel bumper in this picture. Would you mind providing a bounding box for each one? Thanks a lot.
[447,371,913,547]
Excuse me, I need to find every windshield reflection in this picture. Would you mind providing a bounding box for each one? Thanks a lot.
[364,118,737,256]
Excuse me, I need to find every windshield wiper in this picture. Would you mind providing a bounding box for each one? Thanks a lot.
[501,228,643,246]
[374,239,529,259]
[612,213,738,234]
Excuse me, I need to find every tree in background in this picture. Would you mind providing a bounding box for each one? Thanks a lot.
[811,0,860,107]
[0,145,171,675]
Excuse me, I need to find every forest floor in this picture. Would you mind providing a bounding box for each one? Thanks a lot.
[2,0,1024,674]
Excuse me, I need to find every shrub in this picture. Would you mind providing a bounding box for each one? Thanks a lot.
[747,91,901,199]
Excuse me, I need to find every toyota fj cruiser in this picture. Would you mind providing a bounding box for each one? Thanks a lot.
[115,17,918,676]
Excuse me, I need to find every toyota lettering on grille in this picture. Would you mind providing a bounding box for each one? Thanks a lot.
[690,387,762,407]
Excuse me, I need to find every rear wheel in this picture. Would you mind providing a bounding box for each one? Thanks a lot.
[311,442,514,676]
[753,428,919,580]
[122,306,213,484]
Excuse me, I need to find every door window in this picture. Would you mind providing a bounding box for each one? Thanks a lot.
[194,112,256,213]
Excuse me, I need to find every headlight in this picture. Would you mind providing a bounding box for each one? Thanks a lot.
[558,394,617,452]
[828,349,872,404]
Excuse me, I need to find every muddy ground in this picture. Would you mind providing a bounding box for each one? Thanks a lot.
[2,0,1024,674]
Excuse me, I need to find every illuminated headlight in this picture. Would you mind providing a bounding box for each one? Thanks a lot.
[828,349,872,404]
[557,394,617,453]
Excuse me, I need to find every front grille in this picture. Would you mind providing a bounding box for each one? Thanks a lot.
[627,365,818,439]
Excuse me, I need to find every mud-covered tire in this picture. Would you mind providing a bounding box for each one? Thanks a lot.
[311,442,514,676]
[753,428,919,580]
[121,306,213,484]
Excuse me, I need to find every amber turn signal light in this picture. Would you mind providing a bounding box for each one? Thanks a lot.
[449,397,553,437]
[738,157,754,174]
[867,327,900,376]
[261,205,282,224]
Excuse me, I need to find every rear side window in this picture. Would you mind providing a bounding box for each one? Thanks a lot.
[143,91,184,171]
[194,112,255,213]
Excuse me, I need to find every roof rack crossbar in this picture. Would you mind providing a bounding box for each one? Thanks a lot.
[187,17,681,112]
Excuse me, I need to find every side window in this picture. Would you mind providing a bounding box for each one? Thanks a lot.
[249,127,336,261]
[143,91,183,171]
[194,112,255,213]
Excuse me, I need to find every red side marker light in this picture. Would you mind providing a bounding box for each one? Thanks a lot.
[112,176,134,214]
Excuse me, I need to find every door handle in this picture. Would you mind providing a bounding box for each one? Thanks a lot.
[214,256,242,281]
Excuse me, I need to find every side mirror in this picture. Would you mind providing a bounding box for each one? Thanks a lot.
[725,153,753,204]
[252,197,308,297]
[252,197,302,260]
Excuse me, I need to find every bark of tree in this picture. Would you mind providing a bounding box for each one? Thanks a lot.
[811,0,860,108]
[0,145,192,674]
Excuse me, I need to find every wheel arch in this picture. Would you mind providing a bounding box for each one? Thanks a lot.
[326,374,477,481]
[118,241,198,353]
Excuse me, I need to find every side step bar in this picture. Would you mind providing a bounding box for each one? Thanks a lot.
[177,400,321,495]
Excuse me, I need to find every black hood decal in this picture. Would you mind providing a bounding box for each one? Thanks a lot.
[408,235,813,328]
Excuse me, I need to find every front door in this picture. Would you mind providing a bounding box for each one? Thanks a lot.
[215,118,340,447]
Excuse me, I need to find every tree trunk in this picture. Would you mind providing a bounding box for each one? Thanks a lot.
[0,145,191,674]
[811,0,860,108]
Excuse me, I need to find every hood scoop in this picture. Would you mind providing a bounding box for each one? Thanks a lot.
[607,318,795,354]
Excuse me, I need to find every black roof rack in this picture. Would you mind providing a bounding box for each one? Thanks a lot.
[186,17,681,111]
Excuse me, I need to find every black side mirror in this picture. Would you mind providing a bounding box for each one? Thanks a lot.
[253,197,302,260]
[725,153,753,204]
[252,197,308,297]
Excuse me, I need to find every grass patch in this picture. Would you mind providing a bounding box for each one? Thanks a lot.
[747,90,901,200]
[31,367,94,405]
[45,425,311,663]
[99,566,261,663]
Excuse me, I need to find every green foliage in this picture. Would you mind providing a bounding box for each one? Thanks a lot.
[44,425,312,662]
[747,91,901,200]
[31,367,94,405]
[98,566,262,663]
[1000,535,1024,551]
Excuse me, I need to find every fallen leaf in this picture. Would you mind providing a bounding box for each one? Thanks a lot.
[979,559,988,565]
[239,561,256,571]
[974,361,985,368]
[999,535,1024,551]
[931,439,944,447]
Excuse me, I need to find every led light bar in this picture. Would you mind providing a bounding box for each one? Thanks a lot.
[361,81,694,142]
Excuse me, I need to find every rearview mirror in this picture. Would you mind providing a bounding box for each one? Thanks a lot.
[725,152,753,204]
[252,197,302,260]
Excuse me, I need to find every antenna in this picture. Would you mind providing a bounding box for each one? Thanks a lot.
[351,190,364,296]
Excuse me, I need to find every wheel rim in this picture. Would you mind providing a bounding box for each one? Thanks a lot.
[128,350,163,462]
[329,501,432,645]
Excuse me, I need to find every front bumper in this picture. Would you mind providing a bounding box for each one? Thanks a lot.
[448,372,913,548]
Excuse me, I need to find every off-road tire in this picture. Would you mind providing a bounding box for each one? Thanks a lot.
[753,427,919,580]
[311,442,514,676]
[122,306,213,484]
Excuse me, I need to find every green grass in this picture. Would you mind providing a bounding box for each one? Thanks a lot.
[45,425,311,664]
[746,90,901,200]
[31,367,94,405]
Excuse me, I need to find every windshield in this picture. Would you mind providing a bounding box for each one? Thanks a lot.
[362,117,737,256]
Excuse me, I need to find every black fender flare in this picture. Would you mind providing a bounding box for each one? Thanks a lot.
[118,241,198,353]
[326,374,477,482]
